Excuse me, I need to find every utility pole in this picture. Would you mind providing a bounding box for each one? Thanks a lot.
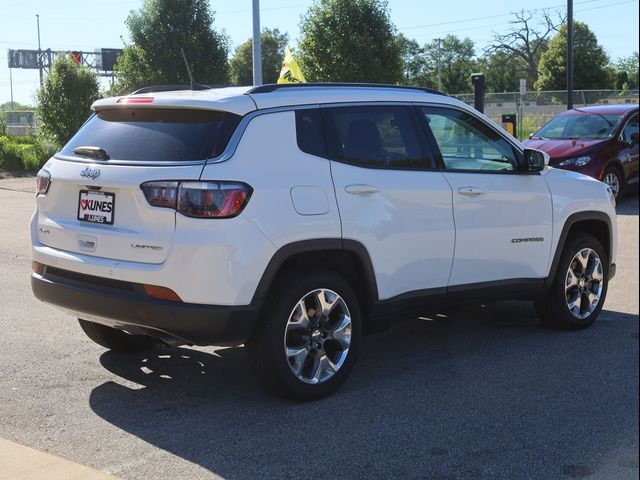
[36,14,43,86]
[9,67,14,109]
[437,37,442,92]
[252,0,263,86]
[566,0,574,109]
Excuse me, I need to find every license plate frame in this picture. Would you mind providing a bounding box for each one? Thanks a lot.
[77,190,115,225]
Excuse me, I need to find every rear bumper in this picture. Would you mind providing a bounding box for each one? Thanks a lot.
[31,268,257,346]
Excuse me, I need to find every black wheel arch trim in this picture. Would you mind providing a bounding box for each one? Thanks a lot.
[545,210,614,291]
[250,238,379,308]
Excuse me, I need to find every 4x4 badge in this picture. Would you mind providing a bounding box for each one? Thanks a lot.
[80,167,101,180]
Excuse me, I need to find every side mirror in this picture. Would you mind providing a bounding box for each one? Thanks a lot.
[523,148,548,172]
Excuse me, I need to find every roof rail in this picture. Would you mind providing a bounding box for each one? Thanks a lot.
[129,84,230,95]
[246,82,446,96]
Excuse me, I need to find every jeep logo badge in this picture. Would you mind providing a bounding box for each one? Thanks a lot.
[80,167,101,180]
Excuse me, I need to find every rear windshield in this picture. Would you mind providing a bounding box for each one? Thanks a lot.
[60,108,241,162]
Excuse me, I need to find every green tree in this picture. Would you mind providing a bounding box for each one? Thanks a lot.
[297,0,402,83]
[481,51,529,92]
[486,10,562,88]
[422,35,477,93]
[36,56,100,146]
[229,28,289,85]
[613,51,639,89]
[536,21,609,90]
[396,33,426,86]
[0,102,34,112]
[113,0,229,93]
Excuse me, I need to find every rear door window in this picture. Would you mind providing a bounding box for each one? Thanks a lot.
[296,109,325,157]
[60,109,241,162]
[322,105,431,169]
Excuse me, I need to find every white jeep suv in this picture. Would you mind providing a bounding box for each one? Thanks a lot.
[31,83,617,400]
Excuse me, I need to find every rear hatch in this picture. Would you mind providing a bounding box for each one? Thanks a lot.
[36,105,243,264]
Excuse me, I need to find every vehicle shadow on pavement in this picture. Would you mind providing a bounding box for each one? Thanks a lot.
[89,302,639,479]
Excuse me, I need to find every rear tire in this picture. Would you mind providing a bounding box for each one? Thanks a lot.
[78,319,158,352]
[246,269,362,401]
[535,233,608,330]
[603,165,624,199]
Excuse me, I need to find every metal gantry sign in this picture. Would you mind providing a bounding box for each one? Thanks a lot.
[7,48,122,76]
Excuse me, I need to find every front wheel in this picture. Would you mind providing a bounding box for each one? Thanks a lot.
[246,270,362,401]
[603,166,624,199]
[535,233,609,330]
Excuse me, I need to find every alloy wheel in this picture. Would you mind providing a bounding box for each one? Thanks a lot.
[283,288,352,384]
[604,172,620,198]
[565,248,604,320]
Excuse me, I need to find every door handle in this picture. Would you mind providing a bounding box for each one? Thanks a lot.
[345,184,379,195]
[458,186,484,196]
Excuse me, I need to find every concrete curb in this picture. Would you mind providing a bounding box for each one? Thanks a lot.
[0,438,121,480]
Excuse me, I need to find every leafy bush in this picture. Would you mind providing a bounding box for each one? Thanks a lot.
[518,117,545,141]
[36,56,100,147]
[0,135,57,172]
[9,135,38,145]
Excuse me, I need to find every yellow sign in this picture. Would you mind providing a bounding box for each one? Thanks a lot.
[277,46,306,84]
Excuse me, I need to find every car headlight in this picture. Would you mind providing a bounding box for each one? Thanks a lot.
[557,155,592,167]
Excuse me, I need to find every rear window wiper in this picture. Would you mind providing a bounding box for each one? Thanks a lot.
[73,146,110,161]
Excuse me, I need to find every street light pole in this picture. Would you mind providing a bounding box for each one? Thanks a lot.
[252,0,263,86]
[36,14,43,86]
[566,0,574,109]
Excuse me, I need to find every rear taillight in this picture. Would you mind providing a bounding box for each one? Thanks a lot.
[36,168,51,195]
[140,181,179,208]
[141,181,252,219]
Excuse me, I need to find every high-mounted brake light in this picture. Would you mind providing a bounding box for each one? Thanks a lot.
[117,97,154,104]
[141,181,252,219]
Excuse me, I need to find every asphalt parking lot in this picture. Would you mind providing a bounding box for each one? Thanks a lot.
[0,176,638,480]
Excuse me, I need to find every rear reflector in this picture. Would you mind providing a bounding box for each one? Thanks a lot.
[32,261,46,275]
[143,284,182,302]
[117,97,154,104]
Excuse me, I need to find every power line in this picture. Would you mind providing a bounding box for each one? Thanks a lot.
[400,0,638,38]
[399,0,628,31]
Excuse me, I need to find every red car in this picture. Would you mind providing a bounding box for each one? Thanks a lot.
[524,104,639,199]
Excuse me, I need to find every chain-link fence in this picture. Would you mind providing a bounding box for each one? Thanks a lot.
[453,90,640,140]
[1,111,37,137]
